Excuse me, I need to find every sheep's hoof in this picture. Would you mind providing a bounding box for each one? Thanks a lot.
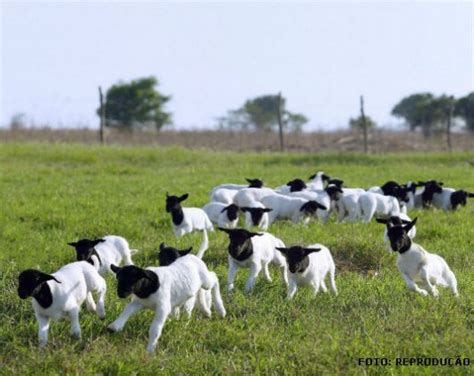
[107,325,117,333]
[418,290,428,296]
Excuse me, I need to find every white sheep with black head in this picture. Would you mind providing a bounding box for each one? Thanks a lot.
[203,202,240,229]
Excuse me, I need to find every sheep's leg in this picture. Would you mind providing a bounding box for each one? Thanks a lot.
[68,306,81,339]
[320,280,328,292]
[227,259,238,292]
[96,283,107,319]
[287,279,298,300]
[245,262,262,293]
[146,307,170,354]
[420,269,438,297]
[123,251,134,266]
[262,262,272,282]
[172,307,181,318]
[280,264,289,286]
[86,292,97,313]
[196,289,212,318]
[108,300,143,332]
[444,269,459,297]
[401,273,428,296]
[210,278,226,318]
[183,296,197,319]
[35,312,50,347]
[329,267,338,295]
[312,279,321,296]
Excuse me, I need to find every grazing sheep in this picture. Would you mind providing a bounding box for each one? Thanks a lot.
[417,180,444,208]
[218,228,288,293]
[233,187,276,207]
[210,188,239,205]
[241,204,272,230]
[261,194,327,226]
[276,244,337,299]
[67,235,138,276]
[18,262,107,346]
[166,193,213,258]
[211,178,264,193]
[358,191,402,223]
[385,218,458,297]
[203,202,240,229]
[275,178,307,194]
[432,188,474,211]
[107,257,226,354]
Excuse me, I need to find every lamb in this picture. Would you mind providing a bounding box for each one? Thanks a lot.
[210,188,239,205]
[358,191,402,223]
[241,203,272,230]
[218,228,288,293]
[376,214,417,246]
[107,256,226,354]
[276,244,337,299]
[307,171,331,190]
[233,187,276,207]
[203,202,239,229]
[334,193,361,223]
[296,185,342,224]
[17,261,107,346]
[166,193,213,258]
[432,188,474,211]
[210,178,264,193]
[260,194,327,226]
[67,235,138,276]
[385,218,458,297]
[275,178,307,194]
[417,180,444,208]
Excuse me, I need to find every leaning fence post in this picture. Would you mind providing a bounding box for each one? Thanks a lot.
[360,95,368,154]
[98,86,105,144]
[277,92,284,152]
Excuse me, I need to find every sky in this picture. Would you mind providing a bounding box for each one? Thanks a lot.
[1,1,473,131]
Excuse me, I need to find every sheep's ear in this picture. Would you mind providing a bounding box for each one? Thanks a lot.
[220,206,228,213]
[316,202,327,210]
[93,239,105,246]
[417,181,426,186]
[275,247,288,255]
[67,242,77,247]
[467,192,474,198]
[240,207,250,212]
[44,274,62,284]
[322,174,331,181]
[401,219,412,225]
[403,217,417,232]
[376,218,388,224]
[304,248,321,255]
[110,264,121,274]
[249,232,264,237]
[439,182,444,185]
[179,247,192,257]
[308,174,316,179]
[179,193,189,202]
[245,178,253,183]
[263,208,273,212]
[159,242,166,251]
[218,227,232,234]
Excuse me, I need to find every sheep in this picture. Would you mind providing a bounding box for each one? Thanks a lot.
[67,235,138,276]
[210,188,239,205]
[107,257,226,354]
[17,261,107,346]
[275,178,307,194]
[307,171,331,190]
[203,202,239,229]
[260,193,327,226]
[166,193,213,258]
[385,218,458,297]
[432,188,474,211]
[241,203,272,230]
[218,228,288,293]
[376,214,417,247]
[233,187,277,207]
[299,185,343,224]
[210,178,264,196]
[416,180,444,208]
[358,191,402,223]
[368,180,402,196]
[276,244,337,299]
[334,193,362,223]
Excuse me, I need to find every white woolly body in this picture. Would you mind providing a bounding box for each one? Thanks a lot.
[233,187,276,207]
[291,189,332,224]
[108,255,226,353]
[202,202,238,229]
[227,232,288,293]
[307,172,327,191]
[286,244,337,299]
[210,188,239,204]
[359,192,401,222]
[172,207,213,237]
[335,193,361,222]
[91,235,137,276]
[395,243,458,297]
[32,261,106,345]
[261,194,312,225]
[432,188,456,211]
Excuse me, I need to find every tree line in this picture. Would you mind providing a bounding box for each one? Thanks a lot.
[96,76,474,134]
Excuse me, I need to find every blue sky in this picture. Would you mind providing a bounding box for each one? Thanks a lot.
[1,1,472,131]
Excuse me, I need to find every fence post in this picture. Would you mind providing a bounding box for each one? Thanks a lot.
[98,86,105,144]
[277,92,284,152]
[360,95,368,153]
[446,97,454,152]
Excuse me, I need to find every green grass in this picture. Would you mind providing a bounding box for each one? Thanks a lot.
[0,143,473,375]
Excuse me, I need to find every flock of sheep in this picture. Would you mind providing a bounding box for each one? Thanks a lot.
[17,172,472,354]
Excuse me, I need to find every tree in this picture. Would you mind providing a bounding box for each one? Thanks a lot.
[455,92,474,131]
[218,94,309,132]
[349,115,376,130]
[391,93,434,131]
[98,77,171,130]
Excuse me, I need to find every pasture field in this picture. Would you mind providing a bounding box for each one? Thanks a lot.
[0,143,473,375]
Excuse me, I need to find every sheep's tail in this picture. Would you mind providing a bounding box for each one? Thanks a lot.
[129,249,139,255]
[197,229,209,259]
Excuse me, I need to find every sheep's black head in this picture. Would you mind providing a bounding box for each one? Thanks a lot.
[380,181,401,196]
[376,216,412,227]
[419,181,443,207]
[158,242,192,266]
[286,179,307,192]
[221,204,240,222]
[165,193,188,213]
[68,238,104,266]
[325,185,343,201]
[17,269,61,299]
[327,179,344,188]
[299,201,327,215]
[386,218,417,253]
[276,246,322,274]
[450,190,474,210]
[241,207,272,226]
[393,187,411,203]
[218,227,263,261]
[246,178,264,188]
[111,265,159,299]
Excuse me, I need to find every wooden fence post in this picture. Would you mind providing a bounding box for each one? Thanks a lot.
[446,97,454,152]
[277,92,284,152]
[360,95,368,154]
[98,86,105,144]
